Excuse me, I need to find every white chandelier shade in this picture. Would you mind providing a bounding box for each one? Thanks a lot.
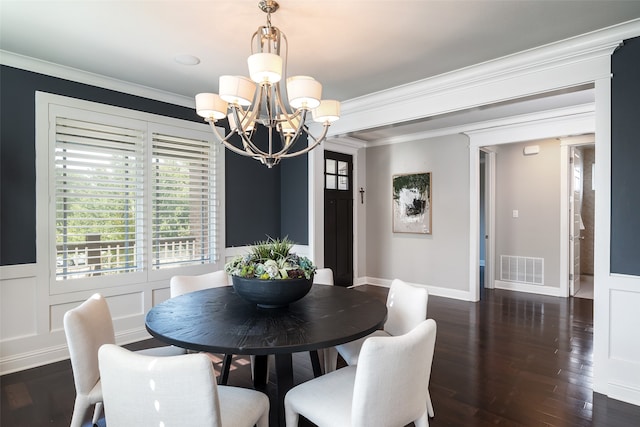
[248,53,283,84]
[312,100,341,123]
[287,76,322,109]
[195,93,227,120]
[194,0,340,168]
[219,76,256,106]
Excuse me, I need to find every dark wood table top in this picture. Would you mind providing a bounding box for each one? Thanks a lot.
[145,284,387,355]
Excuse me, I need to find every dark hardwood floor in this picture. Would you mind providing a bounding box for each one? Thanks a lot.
[2,286,640,426]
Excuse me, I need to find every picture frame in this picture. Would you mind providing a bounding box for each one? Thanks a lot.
[392,172,432,234]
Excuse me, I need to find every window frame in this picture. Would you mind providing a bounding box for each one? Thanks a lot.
[36,92,225,295]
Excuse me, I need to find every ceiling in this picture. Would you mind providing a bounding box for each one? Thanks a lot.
[2,1,639,142]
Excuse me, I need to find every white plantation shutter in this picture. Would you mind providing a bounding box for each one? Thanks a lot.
[55,117,145,279]
[43,94,221,291]
[151,131,216,269]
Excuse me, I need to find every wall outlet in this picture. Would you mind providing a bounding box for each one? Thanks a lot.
[512,210,519,218]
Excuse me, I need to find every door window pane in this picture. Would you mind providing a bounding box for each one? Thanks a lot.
[326,175,337,190]
[326,159,337,174]
[338,161,348,175]
[338,176,349,190]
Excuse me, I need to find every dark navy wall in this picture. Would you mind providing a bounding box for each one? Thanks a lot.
[224,129,310,247]
[224,127,281,246]
[611,37,640,276]
[0,65,306,265]
[280,145,309,244]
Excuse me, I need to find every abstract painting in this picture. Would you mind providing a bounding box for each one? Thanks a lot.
[392,172,432,234]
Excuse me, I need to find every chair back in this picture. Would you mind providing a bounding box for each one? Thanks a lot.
[170,270,228,298]
[313,268,334,286]
[384,279,428,336]
[63,293,116,396]
[99,344,221,427]
[352,319,437,427]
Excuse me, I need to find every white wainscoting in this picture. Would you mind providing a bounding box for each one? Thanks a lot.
[0,245,311,375]
[0,263,174,374]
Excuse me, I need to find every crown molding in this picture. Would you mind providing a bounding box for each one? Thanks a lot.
[464,104,595,147]
[325,136,368,150]
[362,103,594,147]
[0,50,194,108]
[328,19,639,137]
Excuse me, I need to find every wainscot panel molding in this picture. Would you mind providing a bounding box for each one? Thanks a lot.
[0,273,175,375]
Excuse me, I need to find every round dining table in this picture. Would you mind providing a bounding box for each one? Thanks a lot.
[145,284,387,426]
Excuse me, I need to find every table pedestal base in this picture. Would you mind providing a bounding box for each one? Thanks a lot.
[253,354,293,426]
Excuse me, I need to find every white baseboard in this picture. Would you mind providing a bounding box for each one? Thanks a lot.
[356,277,474,301]
[608,381,640,407]
[0,343,70,375]
[494,280,564,297]
[0,327,151,376]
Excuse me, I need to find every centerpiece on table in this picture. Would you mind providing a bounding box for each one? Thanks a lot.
[225,237,316,308]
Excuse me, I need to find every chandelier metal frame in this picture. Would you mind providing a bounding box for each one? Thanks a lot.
[195,0,340,168]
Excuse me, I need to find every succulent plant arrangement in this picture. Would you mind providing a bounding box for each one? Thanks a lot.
[225,237,316,280]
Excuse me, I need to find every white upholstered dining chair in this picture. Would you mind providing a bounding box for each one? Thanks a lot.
[285,318,437,427]
[169,269,229,298]
[98,344,270,427]
[170,270,253,385]
[313,268,334,286]
[63,293,185,427]
[334,278,434,417]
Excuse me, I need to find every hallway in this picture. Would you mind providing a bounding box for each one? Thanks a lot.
[575,274,595,299]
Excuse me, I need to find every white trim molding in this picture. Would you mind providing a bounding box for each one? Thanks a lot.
[465,106,596,302]
[494,280,563,297]
[310,138,364,280]
[361,276,472,301]
[327,19,638,138]
[1,50,194,107]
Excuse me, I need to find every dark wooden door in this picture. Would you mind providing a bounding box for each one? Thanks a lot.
[324,151,353,287]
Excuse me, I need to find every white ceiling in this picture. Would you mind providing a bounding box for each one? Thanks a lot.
[2,1,639,140]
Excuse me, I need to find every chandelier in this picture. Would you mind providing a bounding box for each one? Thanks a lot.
[195,0,340,168]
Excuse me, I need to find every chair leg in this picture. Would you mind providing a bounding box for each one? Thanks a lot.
[323,347,338,373]
[309,350,322,377]
[91,401,103,425]
[69,396,90,427]
[426,389,434,418]
[219,354,232,385]
[414,409,429,427]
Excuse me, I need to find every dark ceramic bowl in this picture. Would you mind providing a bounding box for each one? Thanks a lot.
[231,275,313,308]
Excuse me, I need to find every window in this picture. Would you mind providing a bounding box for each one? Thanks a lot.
[325,158,349,190]
[151,129,216,269]
[39,93,223,292]
[55,117,145,279]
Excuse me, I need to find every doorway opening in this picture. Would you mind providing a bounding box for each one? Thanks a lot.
[479,149,496,298]
[569,143,595,299]
[323,150,354,287]
[476,134,595,300]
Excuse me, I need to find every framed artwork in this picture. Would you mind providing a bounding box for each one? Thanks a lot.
[392,172,432,234]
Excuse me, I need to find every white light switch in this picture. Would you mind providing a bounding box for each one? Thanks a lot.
[512,210,519,218]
